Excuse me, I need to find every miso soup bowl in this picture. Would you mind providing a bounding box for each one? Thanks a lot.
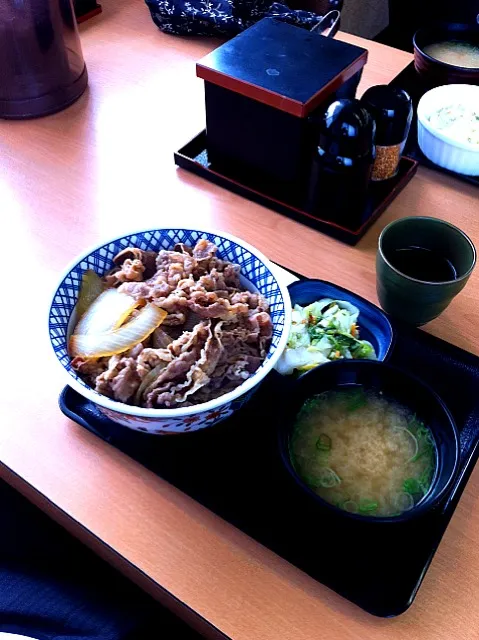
[279,360,459,523]
[413,23,479,88]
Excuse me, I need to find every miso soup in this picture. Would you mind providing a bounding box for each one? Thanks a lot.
[423,40,479,69]
[290,388,436,517]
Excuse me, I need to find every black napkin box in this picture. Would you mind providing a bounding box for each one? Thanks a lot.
[197,18,368,200]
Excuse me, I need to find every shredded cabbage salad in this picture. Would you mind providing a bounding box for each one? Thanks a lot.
[276,299,377,375]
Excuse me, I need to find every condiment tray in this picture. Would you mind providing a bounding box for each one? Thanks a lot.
[174,131,418,245]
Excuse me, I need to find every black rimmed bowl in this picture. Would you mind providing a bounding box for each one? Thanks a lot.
[287,280,395,368]
[413,23,479,87]
[279,359,460,523]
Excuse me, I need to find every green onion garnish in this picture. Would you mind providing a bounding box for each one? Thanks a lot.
[419,464,434,493]
[342,500,358,513]
[317,467,341,488]
[403,478,422,495]
[395,492,414,512]
[316,433,332,452]
[358,498,379,514]
[346,388,367,412]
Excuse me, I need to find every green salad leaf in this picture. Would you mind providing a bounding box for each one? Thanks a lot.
[275,299,377,375]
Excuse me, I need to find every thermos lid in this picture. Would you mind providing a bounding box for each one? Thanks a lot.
[196,18,368,118]
[361,85,413,146]
[319,99,376,157]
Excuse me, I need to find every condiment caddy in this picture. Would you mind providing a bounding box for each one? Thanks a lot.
[175,18,419,245]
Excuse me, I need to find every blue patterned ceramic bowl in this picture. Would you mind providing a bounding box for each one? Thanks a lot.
[49,228,291,434]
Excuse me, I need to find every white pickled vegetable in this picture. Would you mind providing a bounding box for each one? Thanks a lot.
[74,288,140,336]
[70,303,167,358]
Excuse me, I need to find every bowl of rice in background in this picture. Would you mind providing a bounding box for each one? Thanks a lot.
[49,228,291,434]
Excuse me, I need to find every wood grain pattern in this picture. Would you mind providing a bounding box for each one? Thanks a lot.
[1,1,479,639]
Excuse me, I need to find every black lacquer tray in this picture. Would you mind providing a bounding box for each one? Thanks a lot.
[388,62,479,187]
[175,131,418,245]
[75,0,102,22]
[59,275,479,618]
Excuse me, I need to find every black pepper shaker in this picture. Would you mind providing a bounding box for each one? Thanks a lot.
[307,99,375,225]
[361,85,413,181]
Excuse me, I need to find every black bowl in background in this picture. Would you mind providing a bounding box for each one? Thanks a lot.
[279,359,460,523]
[413,23,479,87]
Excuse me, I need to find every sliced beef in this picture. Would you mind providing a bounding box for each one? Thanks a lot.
[78,238,273,409]
[106,248,158,286]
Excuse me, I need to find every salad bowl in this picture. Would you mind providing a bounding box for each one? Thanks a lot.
[276,279,394,375]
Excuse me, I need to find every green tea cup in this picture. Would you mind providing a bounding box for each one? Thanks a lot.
[377,217,476,326]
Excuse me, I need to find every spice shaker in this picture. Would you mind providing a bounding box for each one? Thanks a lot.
[361,85,412,181]
[307,99,375,225]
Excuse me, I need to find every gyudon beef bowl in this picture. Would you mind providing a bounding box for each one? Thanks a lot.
[49,229,291,434]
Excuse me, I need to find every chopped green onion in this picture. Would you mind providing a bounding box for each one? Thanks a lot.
[403,478,422,495]
[419,465,434,493]
[300,396,322,415]
[409,422,435,463]
[302,474,320,489]
[395,492,414,512]
[317,467,341,488]
[359,499,379,514]
[393,427,419,462]
[342,500,358,513]
[316,433,332,452]
[346,388,367,412]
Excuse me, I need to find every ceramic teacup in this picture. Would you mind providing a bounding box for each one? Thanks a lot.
[377,217,476,326]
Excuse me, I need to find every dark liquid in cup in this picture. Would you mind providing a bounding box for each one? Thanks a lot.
[390,246,457,282]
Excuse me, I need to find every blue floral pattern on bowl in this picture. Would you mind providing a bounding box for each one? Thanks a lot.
[49,228,291,434]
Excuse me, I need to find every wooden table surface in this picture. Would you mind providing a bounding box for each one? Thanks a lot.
[1,1,479,639]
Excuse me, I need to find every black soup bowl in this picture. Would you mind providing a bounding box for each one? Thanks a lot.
[279,360,459,523]
[413,22,479,87]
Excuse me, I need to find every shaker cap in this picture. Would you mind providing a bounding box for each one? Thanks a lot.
[319,98,376,157]
[361,85,413,145]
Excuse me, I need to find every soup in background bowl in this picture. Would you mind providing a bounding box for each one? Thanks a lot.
[279,360,459,522]
[414,24,479,87]
[423,41,479,69]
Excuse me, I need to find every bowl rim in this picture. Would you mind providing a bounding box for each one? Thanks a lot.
[49,226,292,418]
[279,359,460,524]
[417,84,479,152]
[413,26,479,74]
[378,216,477,286]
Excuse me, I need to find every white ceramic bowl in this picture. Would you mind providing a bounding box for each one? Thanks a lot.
[49,228,291,434]
[417,84,479,176]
